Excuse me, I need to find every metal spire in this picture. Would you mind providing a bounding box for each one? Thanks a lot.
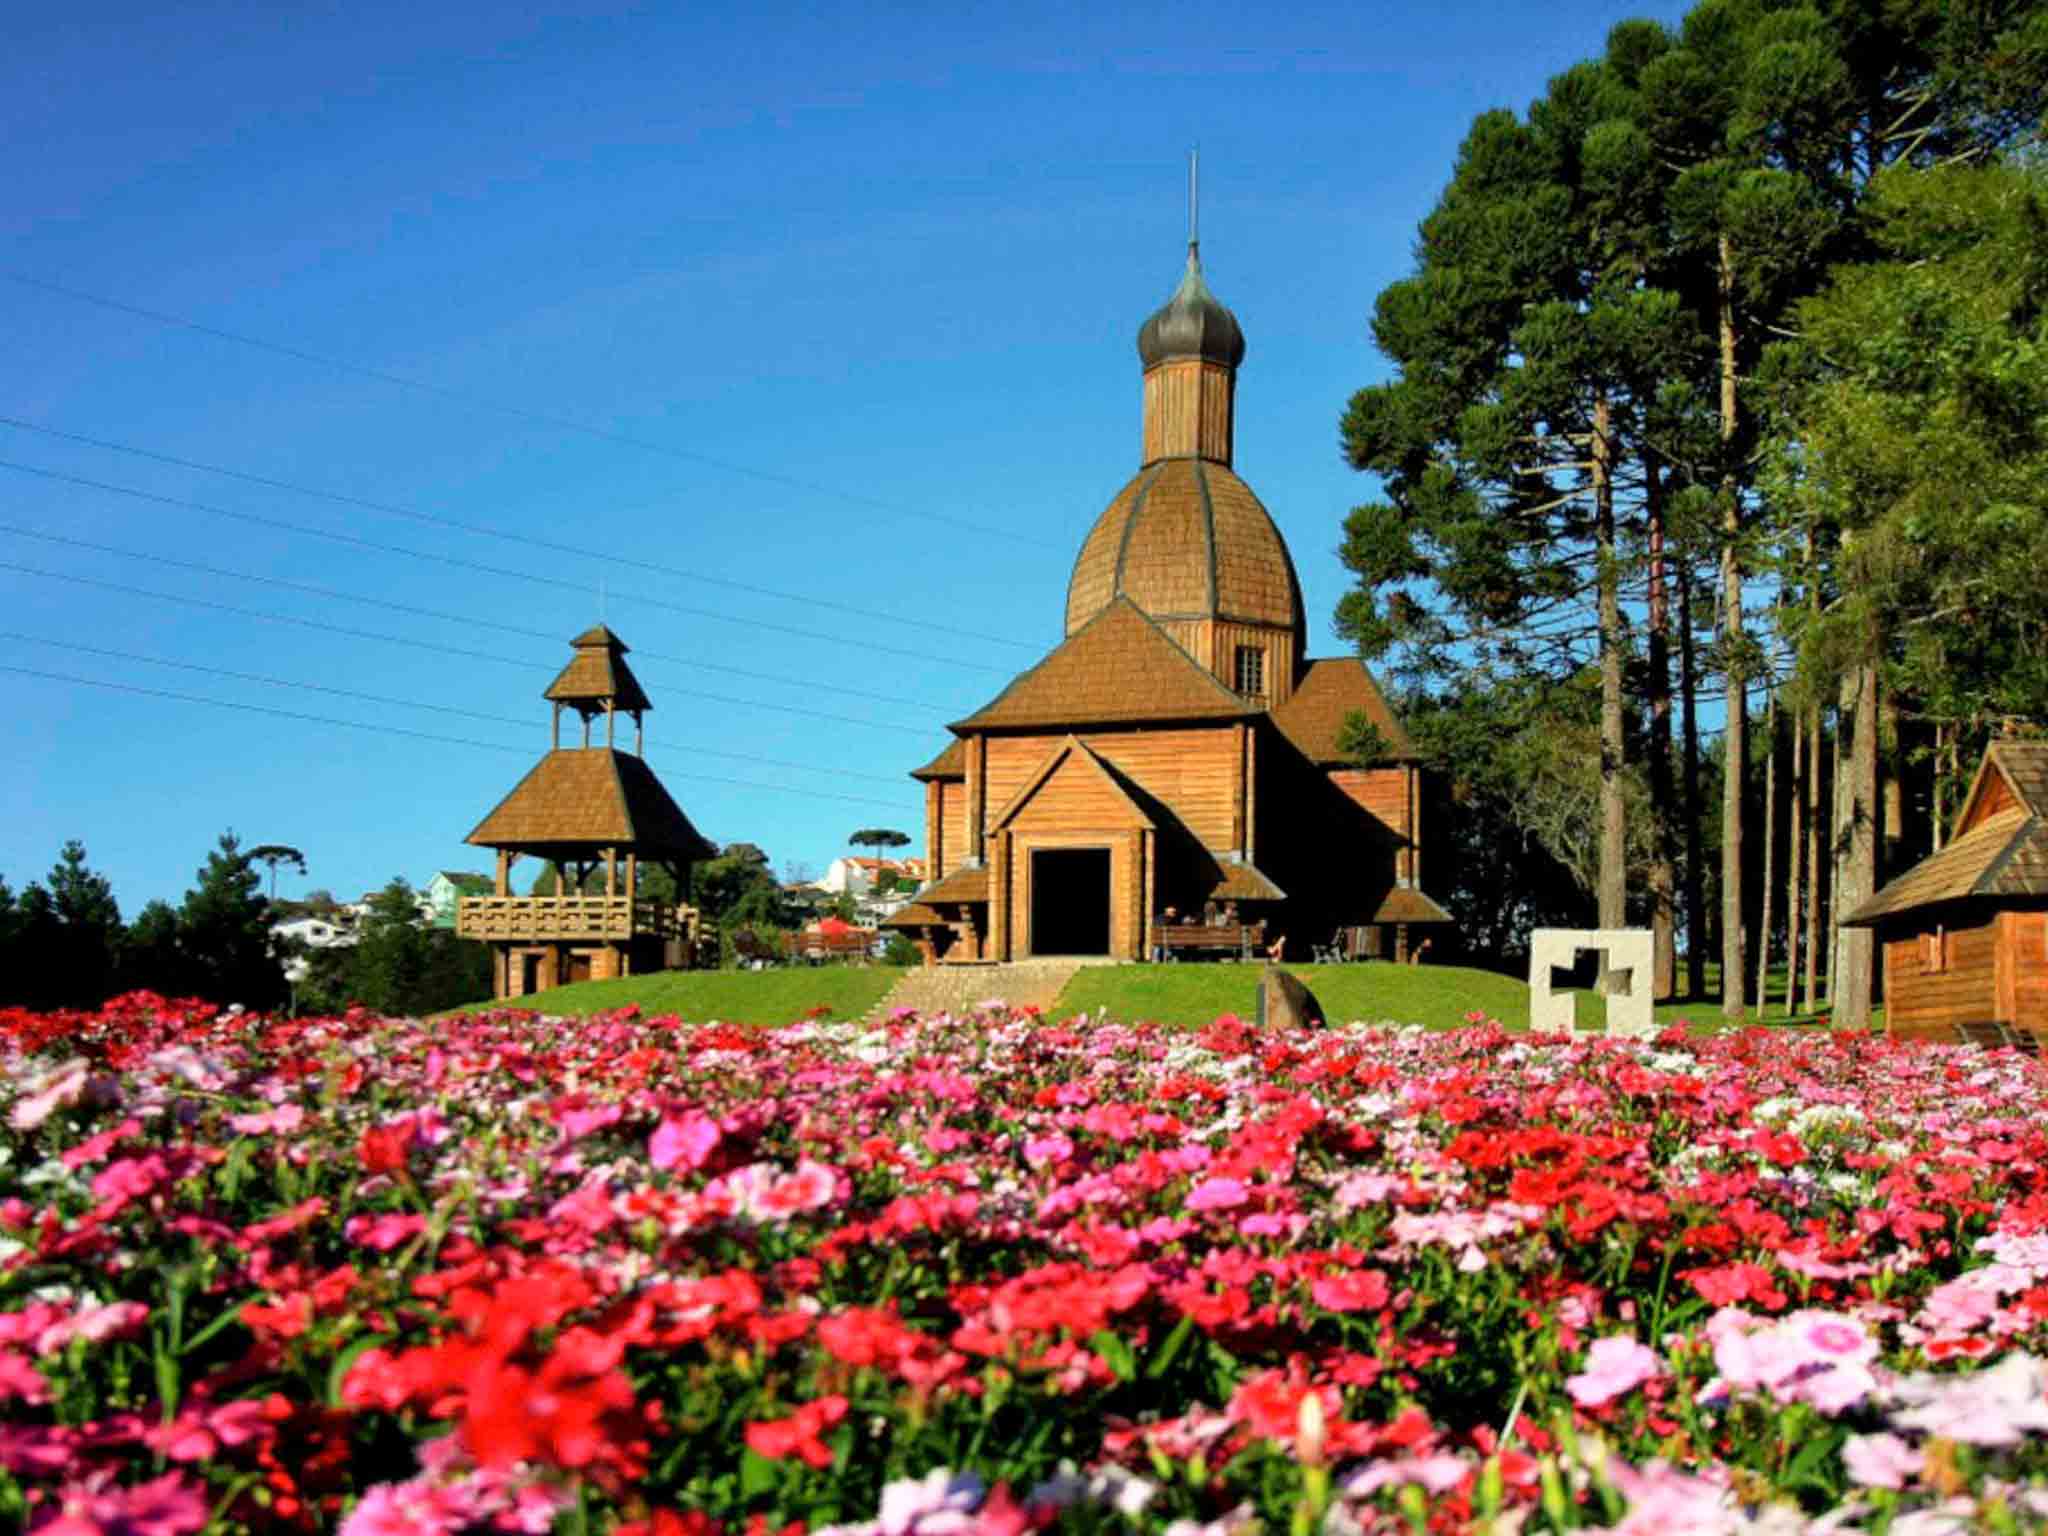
[1188,146,1200,256]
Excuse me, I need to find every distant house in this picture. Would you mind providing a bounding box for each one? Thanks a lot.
[426,871,495,929]
[1845,738,2048,1045]
[817,856,920,896]
[272,912,358,985]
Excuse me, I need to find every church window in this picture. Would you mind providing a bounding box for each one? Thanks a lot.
[1234,645,1266,698]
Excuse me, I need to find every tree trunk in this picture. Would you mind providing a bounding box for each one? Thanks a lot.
[1881,690,1904,881]
[1594,396,1627,973]
[1833,663,1880,1028]
[1680,561,1706,1000]
[1754,689,1778,1012]
[1784,705,1806,1017]
[1645,451,1677,1001]
[1805,707,1825,1011]
[1718,234,1747,1019]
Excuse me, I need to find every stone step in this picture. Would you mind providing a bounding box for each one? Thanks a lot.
[866,958,1114,1021]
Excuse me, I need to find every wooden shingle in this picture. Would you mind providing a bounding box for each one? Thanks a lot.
[910,739,967,780]
[953,597,1251,731]
[1269,658,1419,764]
[466,748,716,860]
[545,625,653,714]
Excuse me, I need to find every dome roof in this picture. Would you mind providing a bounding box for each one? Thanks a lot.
[1064,457,1304,648]
[1137,246,1246,371]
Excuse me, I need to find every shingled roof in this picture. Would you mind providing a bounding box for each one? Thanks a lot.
[952,597,1250,731]
[911,739,967,780]
[1211,859,1286,902]
[1269,658,1418,765]
[466,748,716,860]
[545,626,653,715]
[1845,740,2048,925]
[915,866,990,905]
[1372,885,1455,924]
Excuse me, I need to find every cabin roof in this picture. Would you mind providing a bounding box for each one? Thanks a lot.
[1268,658,1418,765]
[465,748,716,860]
[1211,859,1286,902]
[1843,808,2048,924]
[879,902,949,930]
[916,865,991,905]
[951,596,1250,732]
[910,739,967,780]
[1372,885,1455,924]
[1847,741,2048,925]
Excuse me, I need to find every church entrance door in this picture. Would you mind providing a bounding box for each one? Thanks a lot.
[1030,847,1111,956]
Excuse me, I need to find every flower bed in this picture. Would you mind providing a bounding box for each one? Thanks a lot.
[3,995,2048,1535]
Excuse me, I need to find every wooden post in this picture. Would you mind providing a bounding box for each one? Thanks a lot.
[495,848,511,897]
[635,713,644,756]
[606,699,616,749]
[605,847,617,897]
[1244,725,1258,862]
[1230,722,1247,853]
[552,703,561,751]
[626,853,638,902]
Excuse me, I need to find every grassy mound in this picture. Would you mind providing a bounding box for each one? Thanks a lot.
[1054,959,1530,1029]
[444,965,909,1023]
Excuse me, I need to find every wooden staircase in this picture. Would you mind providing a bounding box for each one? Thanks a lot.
[867,958,1115,1021]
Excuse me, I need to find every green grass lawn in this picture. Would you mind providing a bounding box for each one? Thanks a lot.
[1054,960,1528,1029]
[440,958,1871,1034]
[444,966,908,1024]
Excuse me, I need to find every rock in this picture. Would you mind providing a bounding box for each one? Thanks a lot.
[1259,965,1325,1030]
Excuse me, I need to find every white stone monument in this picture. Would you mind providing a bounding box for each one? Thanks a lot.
[1528,928,1655,1038]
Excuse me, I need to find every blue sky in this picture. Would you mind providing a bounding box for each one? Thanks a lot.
[3,0,1691,911]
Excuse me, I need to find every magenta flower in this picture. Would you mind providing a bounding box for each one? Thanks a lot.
[648,1109,721,1172]
[1186,1176,1248,1212]
[29,1471,208,1536]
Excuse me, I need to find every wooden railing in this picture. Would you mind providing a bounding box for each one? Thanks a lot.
[456,895,687,943]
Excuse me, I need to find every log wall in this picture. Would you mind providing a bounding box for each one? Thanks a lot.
[982,727,1240,850]
[1883,916,2000,1040]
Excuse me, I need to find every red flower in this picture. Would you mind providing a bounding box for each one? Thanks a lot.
[744,1395,848,1470]
[357,1122,413,1176]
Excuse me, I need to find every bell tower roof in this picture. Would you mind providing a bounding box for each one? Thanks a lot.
[545,625,652,717]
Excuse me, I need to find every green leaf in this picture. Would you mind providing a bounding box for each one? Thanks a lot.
[739,1448,780,1500]
[1145,1313,1196,1379]
[1090,1329,1136,1382]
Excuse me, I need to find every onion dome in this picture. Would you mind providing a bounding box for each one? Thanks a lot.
[1136,245,1246,372]
[1064,457,1304,652]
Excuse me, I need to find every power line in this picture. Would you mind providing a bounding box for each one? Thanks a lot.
[0,414,1042,650]
[0,521,968,712]
[0,664,912,811]
[0,457,1018,675]
[0,559,935,737]
[0,273,1059,551]
[0,631,913,788]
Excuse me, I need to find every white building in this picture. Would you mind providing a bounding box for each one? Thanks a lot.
[272,913,358,984]
[815,856,924,896]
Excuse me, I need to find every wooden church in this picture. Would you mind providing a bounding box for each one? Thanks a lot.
[1845,737,2048,1044]
[456,625,716,999]
[886,236,1447,965]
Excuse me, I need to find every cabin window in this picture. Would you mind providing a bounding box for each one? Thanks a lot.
[1234,645,1266,698]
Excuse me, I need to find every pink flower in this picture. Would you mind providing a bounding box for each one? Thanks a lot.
[1566,1335,1662,1408]
[345,1213,428,1252]
[28,1470,208,1536]
[1186,1177,1248,1212]
[1841,1432,1922,1491]
[1022,1134,1073,1169]
[1310,1268,1390,1314]
[649,1109,721,1172]
[228,1105,305,1136]
[760,1160,843,1219]
[0,1350,51,1405]
[10,1059,89,1132]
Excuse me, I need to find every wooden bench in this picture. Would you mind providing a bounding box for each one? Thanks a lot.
[1155,919,1266,962]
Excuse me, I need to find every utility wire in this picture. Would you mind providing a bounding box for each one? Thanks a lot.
[0,273,1059,551]
[0,522,968,713]
[0,560,935,737]
[0,664,911,811]
[0,414,1041,649]
[0,457,1018,675]
[0,631,912,787]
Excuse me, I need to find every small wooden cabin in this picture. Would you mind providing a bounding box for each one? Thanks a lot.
[457,626,717,999]
[1844,739,2048,1046]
